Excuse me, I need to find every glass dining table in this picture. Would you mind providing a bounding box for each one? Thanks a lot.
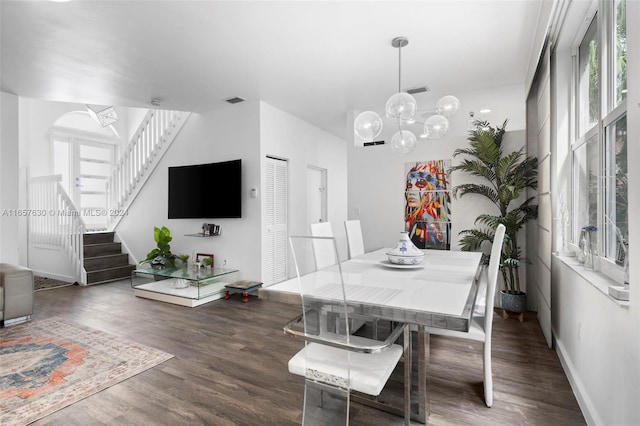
[260,247,483,424]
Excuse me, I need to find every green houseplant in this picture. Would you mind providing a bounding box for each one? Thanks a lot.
[177,254,190,269]
[449,119,538,312]
[141,226,175,268]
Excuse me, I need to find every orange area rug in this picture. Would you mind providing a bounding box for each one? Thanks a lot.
[0,318,173,425]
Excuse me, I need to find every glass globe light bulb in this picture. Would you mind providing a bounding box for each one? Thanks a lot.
[436,95,460,118]
[390,130,417,156]
[424,114,450,139]
[385,92,417,123]
[354,111,383,140]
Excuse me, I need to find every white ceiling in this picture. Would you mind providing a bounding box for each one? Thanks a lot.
[1,1,544,140]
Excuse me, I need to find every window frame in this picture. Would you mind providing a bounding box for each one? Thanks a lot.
[570,0,627,284]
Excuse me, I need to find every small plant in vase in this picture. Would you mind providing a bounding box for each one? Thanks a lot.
[177,254,189,269]
[202,256,213,271]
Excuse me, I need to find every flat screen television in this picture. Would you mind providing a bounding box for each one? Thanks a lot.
[168,159,242,219]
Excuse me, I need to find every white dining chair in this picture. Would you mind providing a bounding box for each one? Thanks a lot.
[309,222,337,269]
[284,235,410,425]
[427,223,505,407]
[344,220,365,259]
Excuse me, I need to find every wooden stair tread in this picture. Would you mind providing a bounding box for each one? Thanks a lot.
[81,232,133,285]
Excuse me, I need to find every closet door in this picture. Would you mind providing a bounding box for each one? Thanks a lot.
[263,156,288,285]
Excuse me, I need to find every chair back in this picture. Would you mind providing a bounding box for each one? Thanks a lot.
[344,220,365,258]
[309,222,337,269]
[310,221,334,237]
[288,235,352,424]
[484,224,506,337]
[288,235,352,339]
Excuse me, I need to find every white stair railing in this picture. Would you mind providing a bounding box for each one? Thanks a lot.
[106,109,191,229]
[26,109,189,283]
[28,175,86,283]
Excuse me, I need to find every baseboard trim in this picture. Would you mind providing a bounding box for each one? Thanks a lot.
[554,337,600,426]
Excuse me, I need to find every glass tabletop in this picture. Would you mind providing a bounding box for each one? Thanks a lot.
[133,266,238,283]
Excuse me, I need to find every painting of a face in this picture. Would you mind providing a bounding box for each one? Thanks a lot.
[404,160,452,250]
[405,172,429,208]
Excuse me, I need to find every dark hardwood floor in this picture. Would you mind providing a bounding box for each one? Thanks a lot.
[28,280,585,425]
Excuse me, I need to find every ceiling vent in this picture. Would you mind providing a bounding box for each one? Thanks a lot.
[363,141,385,147]
[406,86,429,95]
[225,96,246,104]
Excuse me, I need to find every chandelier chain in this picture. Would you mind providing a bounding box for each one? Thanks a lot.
[398,43,402,93]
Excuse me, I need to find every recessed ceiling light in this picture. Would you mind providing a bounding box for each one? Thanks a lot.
[49,0,71,3]
[479,108,492,114]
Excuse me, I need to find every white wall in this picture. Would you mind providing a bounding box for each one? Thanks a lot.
[116,101,263,280]
[547,1,640,424]
[0,91,20,263]
[118,101,348,283]
[6,96,347,284]
[17,99,142,177]
[259,102,349,266]
[347,84,527,255]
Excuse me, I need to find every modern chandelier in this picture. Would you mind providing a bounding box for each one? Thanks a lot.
[354,37,460,155]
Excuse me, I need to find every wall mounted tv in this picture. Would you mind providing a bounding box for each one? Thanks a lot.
[168,159,242,219]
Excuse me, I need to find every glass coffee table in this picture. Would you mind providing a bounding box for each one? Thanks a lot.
[131,266,240,307]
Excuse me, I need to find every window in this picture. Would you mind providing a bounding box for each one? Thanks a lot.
[577,14,599,136]
[613,0,627,106]
[573,133,598,241]
[604,114,627,262]
[571,0,627,282]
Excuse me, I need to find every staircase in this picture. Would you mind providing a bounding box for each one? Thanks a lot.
[28,109,190,285]
[83,232,136,285]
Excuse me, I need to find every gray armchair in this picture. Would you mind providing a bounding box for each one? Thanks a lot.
[0,263,34,327]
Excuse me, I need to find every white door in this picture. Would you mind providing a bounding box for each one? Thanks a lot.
[53,136,115,231]
[307,166,327,225]
[263,156,288,285]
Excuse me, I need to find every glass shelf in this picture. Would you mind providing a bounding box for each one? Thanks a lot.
[131,266,239,307]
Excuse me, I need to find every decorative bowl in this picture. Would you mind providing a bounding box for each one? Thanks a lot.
[172,278,190,289]
[386,231,424,265]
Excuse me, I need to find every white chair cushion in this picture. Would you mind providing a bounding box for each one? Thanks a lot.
[427,315,486,342]
[288,341,403,396]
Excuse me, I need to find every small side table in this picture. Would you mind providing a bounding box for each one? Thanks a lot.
[224,280,263,303]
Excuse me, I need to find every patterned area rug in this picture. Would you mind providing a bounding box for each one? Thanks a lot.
[0,317,173,426]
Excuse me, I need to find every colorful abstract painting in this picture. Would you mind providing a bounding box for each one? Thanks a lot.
[404,160,452,250]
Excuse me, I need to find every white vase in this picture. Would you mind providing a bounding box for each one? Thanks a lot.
[386,231,425,264]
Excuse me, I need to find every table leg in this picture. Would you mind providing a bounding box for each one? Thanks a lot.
[403,326,411,425]
[350,325,428,424]
[242,291,249,303]
[224,289,231,300]
[417,325,430,423]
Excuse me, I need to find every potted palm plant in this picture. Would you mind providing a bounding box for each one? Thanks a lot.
[449,119,538,313]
